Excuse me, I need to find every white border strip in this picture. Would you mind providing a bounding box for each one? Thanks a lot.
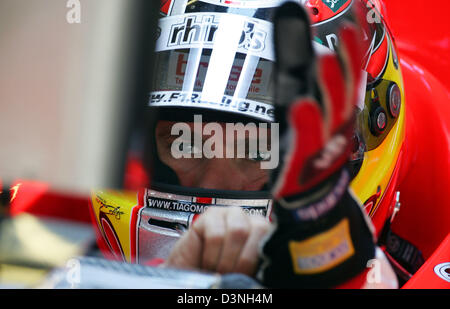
[149,90,275,122]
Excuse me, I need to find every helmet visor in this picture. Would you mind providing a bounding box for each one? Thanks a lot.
[150,11,276,122]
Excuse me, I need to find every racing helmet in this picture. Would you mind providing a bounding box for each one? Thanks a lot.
[89,0,405,264]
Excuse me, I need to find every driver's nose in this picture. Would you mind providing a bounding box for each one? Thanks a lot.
[196,158,248,191]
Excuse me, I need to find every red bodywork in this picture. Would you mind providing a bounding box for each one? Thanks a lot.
[3,0,449,288]
[382,0,450,288]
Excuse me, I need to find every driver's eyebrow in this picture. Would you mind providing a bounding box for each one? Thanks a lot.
[158,123,201,144]
[158,122,272,149]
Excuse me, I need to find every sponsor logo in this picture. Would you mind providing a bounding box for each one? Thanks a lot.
[288,218,355,274]
[168,15,219,47]
[156,13,274,60]
[146,197,267,216]
[240,21,267,52]
[165,51,272,97]
[322,0,348,13]
[167,14,266,52]
[149,90,275,122]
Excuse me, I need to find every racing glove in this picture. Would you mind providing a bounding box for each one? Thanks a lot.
[257,1,377,289]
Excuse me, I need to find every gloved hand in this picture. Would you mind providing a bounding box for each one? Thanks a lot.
[257,1,377,288]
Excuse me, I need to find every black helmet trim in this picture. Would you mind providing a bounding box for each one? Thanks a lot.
[150,181,272,199]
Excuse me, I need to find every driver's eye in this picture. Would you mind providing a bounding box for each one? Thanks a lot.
[174,141,202,156]
[248,151,271,162]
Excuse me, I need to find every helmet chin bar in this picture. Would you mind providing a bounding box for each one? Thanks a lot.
[138,207,192,262]
[136,187,272,262]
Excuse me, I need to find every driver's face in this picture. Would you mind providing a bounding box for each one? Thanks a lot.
[155,120,270,191]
